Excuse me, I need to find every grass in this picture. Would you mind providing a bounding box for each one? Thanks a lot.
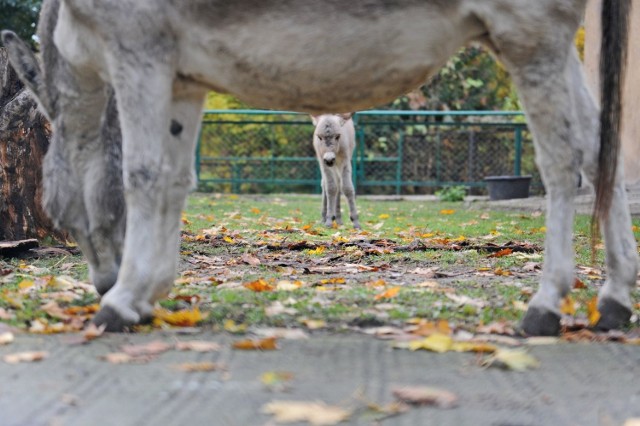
[1,192,639,334]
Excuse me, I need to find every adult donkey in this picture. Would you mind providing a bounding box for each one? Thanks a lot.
[1,0,635,335]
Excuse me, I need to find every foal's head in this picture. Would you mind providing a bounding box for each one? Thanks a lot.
[311,113,353,167]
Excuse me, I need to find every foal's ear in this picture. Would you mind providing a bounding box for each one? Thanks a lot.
[337,112,353,126]
[310,115,320,126]
[1,31,52,117]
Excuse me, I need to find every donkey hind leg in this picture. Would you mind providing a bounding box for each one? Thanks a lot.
[95,70,206,330]
[507,54,583,335]
[568,55,638,330]
[335,179,343,226]
[341,163,361,229]
[320,176,328,224]
[42,90,124,296]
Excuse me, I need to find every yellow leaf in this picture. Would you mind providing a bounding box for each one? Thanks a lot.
[223,319,247,333]
[154,307,203,327]
[439,209,455,215]
[260,371,294,391]
[223,236,236,244]
[560,296,576,316]
[375,287,401,300]
[408,333,453,353]
[484,348,539,371]
[451,341,498,353]
[276,280,302,291]
[586,297,601,326]
[366,279,387,288]
[378,214,390,220]
[301,319,327,330]
[18,280,34,290]
[307,246,326,255]
[251,207,261,214]
[320,277,346,285]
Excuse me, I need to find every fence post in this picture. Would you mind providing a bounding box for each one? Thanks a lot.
[514,126,523,176]
[396,129,404,195]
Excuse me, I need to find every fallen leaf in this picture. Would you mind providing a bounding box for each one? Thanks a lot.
[172,362,221,372]
[450,341,498,353]
[411,267,437,277]
[560,296,577,316]
[488,248,513,258]
[408,320,451,337]
[101,352,154,364]
[83,323,106,341]
[241,253,261,266]
[252,328,309,340]
[174,340,221,352]
[3,351,48,364]
[484,348,539,371]
[0,332,14,345]
[233,337,278,351]
[378,214,390,220]
[374,287,401,301]
[573,278,587,289]
[262,400,351,425]
[522,262,541,272]
[586,297,601,326]
[154,307,203,327]
[120,340,172,357]
[408,334,453,353]
[392,386,458,408]
[300,319,327,330]
[276,280,303,291]
[476,321,515,336]
[261,371,295,392]
[244,279,275,292]
[439,209,455,215]
[223,319,248,333]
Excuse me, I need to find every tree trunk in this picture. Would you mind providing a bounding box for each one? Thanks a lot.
[0,47,65,242]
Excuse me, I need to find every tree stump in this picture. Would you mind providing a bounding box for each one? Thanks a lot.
[0,47,65,242]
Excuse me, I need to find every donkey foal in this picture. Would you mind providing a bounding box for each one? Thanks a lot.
[312,114,360,229]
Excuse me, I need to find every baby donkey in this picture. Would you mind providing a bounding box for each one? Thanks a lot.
[311,114,361,229]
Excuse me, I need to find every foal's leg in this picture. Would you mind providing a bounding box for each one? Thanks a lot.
[503,52,583,335]
[321,177,328,224]
[322,167,340,227]
[95,65,206,330]
[341,162,361,229]
[335,177,343,226]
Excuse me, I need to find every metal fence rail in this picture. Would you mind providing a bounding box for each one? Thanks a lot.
[196,110,540,195]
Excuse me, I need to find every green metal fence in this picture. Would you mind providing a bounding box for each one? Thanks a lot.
[196,110,539,195]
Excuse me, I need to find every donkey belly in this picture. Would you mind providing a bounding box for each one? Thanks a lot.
[175,6,482,113]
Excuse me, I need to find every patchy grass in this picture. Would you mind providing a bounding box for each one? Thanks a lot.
[1,193,639,337]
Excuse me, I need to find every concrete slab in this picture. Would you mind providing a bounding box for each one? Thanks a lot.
[1,332,639,426]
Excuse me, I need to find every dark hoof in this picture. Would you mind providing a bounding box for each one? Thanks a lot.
[92,306,135,332]
[595,298,632,331]
[520,307,561,336]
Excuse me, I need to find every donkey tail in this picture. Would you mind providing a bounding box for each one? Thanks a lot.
[593,0,631,233]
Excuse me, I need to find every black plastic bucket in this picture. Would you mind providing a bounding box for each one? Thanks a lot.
[484,175,532,200]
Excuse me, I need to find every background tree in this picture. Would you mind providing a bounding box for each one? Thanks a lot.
[0,0,42,49]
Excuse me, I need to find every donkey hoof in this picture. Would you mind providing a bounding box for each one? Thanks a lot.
[595,298,632,331]
[92,306,136,332]
[520,307,561,336]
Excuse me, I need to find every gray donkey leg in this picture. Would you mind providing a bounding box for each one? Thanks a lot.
[95,61,206,330]
[341,163,360,229]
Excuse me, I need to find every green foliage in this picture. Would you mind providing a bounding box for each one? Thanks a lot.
[0,0,42,49]
[435,186,467,202]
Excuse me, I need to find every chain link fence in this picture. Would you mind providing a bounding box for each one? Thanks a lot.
[196,110,542,195]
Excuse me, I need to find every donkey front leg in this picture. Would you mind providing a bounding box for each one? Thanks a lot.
[341,163,361,229]
[322,167,340,228]
[94,70,206,330]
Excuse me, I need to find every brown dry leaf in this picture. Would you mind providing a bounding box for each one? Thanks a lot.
[560,296,577,316]
[522,262,541,272]
[573,278,587,289]
[484,348,539,371]
[172,362,221,372]
[374,287,401,301]
[252,328,309,340]
[101,352,155,364]
[83,323,106,341]
[121,340,172,357]
[244,279,275,292]
[493,267,511,277]
[0,331,15,345]
[3,351,48,364]
[241,253,261,266]
[174,340,221,352]
[411,267,437,277]
[488,248,513,258]
[154,307,203,327]
[476,321,515,336]
[41,300,72,321]
[586,297,601,326]
[262,400,351,425]
[392,386,458,409]
[445,293,485,308]
[409,319,451,337]
[233,337,278,351]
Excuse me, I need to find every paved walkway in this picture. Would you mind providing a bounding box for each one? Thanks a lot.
[1,332,640,426]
